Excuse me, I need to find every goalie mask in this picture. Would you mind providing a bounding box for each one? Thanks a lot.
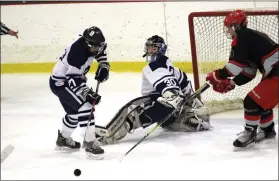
[143,35,167,62]
[82,26,106,54]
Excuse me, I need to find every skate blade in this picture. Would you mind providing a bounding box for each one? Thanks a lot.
[233,142,256,152]
[55,146,80,152]
[86,152,104,160]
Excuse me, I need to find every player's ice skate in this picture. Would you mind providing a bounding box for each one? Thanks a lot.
[55,130,81,151]
[233,125,257,151]
[83,141,104,160]
[256,122,277,144]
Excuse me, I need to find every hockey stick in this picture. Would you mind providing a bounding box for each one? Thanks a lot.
[119,82,210,162]
[82,81,100,147]
[1,144,14,164]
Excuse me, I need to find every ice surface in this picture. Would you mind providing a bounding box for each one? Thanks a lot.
[1,73,278,180]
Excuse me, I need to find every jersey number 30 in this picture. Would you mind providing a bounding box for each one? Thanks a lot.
[165,66,177,86]
[164,79,177,87]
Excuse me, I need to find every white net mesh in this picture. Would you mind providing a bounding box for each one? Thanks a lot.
[190,10,278,114]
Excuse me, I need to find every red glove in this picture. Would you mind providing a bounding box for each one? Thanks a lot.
[212,79,235,93]
[206,71,223,86]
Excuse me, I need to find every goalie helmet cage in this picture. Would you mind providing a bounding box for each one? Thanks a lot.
[188,10,278,114]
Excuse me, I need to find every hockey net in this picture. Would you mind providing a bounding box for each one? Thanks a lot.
[188,9,278,114]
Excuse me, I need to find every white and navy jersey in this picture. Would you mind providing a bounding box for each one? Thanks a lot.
[50,36,108,90]
[1,22,10,35]
[141,55,189,96]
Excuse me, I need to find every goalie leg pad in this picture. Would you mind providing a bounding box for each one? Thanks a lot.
[184,105,211,131]
[96,98,175,144]
[165,106,211,132]
[97,121,131,145]
[187,106,210,120]
[95,104,145,145]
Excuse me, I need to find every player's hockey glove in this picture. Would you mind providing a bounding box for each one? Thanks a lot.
[95,62,110,83]
[212,79,235,93]
[206,70,224,86]
[81,87,101,105]
[157,89,184,113]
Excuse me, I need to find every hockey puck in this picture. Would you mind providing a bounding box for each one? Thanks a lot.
[74,169,81,176]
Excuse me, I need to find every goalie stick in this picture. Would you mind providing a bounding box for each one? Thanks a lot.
[1,144,14,164]
[119,82,211,162]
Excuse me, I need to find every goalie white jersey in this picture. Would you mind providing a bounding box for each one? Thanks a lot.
[141,55,190,96]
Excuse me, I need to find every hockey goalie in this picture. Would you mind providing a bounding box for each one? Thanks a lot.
[96,35,212,145]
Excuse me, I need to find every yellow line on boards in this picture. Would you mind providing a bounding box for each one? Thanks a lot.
[0,62,194,73]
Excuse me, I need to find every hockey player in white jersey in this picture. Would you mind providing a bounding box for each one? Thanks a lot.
[49,26,110,159]
[95,35,211,145]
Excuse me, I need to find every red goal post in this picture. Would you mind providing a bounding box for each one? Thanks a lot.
[188,10,278,114]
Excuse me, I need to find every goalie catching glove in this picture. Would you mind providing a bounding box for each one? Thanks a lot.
[157,89,184,111]
[206,70,235,93]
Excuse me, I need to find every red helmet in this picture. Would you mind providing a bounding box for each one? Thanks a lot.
[224,10,248,28]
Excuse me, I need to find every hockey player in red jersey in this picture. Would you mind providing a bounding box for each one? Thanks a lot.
[206,10,278,149]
